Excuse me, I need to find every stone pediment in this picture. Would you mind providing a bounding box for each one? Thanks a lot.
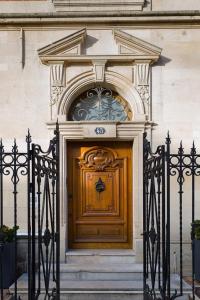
[113,30,162,57]
[38,28,86,57]
[38,29,162,64]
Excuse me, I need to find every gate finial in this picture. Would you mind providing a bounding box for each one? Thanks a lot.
[191,141,196,155]
[26,129,32,144]
[166,131,171,145]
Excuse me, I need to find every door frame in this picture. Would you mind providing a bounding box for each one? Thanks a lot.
[67,141,133,249]
[47,120,152,260]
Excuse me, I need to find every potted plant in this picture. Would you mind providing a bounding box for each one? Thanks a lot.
[0,225,19,289]
[193,220,200,281]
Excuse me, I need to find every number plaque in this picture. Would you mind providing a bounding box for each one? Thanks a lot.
[95,127,106,135]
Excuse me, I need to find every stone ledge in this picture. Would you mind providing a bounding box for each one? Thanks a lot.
[0,10,200,17]
[52,0,145,12]
[0,11,200,25]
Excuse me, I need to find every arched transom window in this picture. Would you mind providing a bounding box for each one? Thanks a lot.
[68,87,132,121]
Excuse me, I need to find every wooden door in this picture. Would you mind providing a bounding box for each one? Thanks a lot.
[67,141,132,249]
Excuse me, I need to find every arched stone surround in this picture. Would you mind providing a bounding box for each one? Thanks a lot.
[58,70,146,122]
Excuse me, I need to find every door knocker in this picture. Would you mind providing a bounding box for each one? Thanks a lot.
[95,177,105,193]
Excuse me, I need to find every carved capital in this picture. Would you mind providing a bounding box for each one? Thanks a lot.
[50,62,65,106]
[134,62,151,118]
[135,62,150,86]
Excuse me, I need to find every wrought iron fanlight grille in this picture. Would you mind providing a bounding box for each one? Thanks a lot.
[68,87,132,121]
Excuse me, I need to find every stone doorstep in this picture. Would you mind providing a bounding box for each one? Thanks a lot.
[65,250,136,255]
[12,273,192,291]
[59,263,143,280]
[60,263,143,272]
[65,250,136,264]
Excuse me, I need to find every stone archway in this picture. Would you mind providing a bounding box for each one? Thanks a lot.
[57,70,146,122]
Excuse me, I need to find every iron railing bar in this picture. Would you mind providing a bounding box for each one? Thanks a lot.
[143,136,147,295]
[191,144,195,300]
[47,241,53,284]
[27,131,32,300]
[52,179,56,281]
[13,140,18,300]
[55,122,60,300]
[37,168,41,297]
[156,170,161,290]
[178,144,183,296]
[166,135,171,299]
[31,143,36,300]
[46,177,54,234]
[161,145,166,297]
[44,175,50,297]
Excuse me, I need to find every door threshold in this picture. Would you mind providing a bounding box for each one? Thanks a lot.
[65,249,135,256]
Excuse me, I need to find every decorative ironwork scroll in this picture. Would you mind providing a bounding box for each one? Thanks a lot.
[143,133,169,300]
[143,132,200,300]
[0,134,31,300]
[68,87,132,121]
[0,125,60,300]
[31,123,60,300]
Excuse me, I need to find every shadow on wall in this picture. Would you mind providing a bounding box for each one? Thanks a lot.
[154,55,172,66]
[83,35,99,54]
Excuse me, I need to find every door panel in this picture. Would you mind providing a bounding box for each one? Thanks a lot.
[68,141,132,249]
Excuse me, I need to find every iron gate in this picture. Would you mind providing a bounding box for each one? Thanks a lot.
[143,132,200,300]
[0,124,60,299]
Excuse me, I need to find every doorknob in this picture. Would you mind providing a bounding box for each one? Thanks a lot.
[95,178,105,193]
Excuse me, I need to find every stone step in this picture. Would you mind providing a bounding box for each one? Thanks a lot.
[15,293,190,300]
[65,249,136,264]
[12,273,192,300]
[59,263,143,280]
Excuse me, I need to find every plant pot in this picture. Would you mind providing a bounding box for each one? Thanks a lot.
[194,240,200,281]
[0,242,15,289]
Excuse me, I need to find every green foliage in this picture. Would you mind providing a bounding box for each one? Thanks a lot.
[193,220,200,240]
[0,225,19,243]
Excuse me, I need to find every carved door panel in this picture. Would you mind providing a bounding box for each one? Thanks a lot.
[68,142,132,249]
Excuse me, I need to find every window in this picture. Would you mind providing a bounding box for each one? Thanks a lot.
[68,87,132,121]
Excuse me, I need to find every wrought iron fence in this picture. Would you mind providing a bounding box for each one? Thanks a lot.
[143,132,200,300]
[0,124,60,300]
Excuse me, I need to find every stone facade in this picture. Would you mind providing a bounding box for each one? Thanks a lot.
[0,1,200,271]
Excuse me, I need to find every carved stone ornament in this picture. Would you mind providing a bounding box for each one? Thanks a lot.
[137,85,150,104]
[79,147,119,171]
[51,86,63,106]
[50,63,65,106]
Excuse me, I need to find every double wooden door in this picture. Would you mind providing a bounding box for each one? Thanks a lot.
[67,141,132,249]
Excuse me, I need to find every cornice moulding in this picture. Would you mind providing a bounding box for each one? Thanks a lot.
[52,0,145,12]
[39,55,160,65]
[1,13,200,26]
[46,120,157,131]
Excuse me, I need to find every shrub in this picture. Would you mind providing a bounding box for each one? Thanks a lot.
[0,225,19,243]
[193,220,200,240]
